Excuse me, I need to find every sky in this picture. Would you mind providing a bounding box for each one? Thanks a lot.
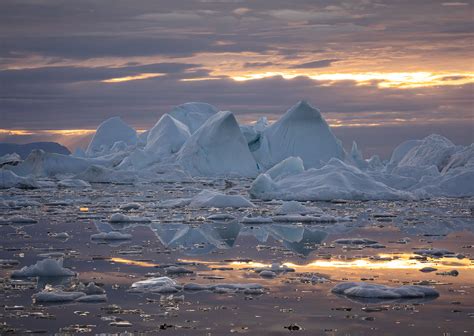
[0,0,473,157]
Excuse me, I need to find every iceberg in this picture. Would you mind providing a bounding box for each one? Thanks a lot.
[86,116,137,156]
[177,111,259,177]
[253,101,345,169]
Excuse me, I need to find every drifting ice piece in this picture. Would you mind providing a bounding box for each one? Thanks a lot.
[332,282,439,299]
[178,111,259,177]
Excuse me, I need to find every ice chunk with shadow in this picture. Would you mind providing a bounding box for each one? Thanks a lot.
[12,258,75,278]
[129,277,182,293]
[331,282,439,304]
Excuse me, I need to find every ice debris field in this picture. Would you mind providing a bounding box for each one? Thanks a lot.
[0,101,473,335]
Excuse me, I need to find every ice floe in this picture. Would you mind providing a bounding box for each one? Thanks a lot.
[331,282,439,300]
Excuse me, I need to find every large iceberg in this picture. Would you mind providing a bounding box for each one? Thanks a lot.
[253,101,345,169]
[168,102,218,134]
[86,116,138,156]
[177,111,259,177]
[250,157,413,201]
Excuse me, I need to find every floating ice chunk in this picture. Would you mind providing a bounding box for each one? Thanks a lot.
[4,215,37,224]
[12,258,75,278]
[250,158,413,201]
[75,294,108,302]
[33,289,85,303]
[145,114,191,159]
[165,266,194,275]
[108,213,151,223]
[189,190,255,208]
[413,248,454,257]
[0,170,38,189]
[168,102,218,134]
[333,238,379,245]
[332,282,439,299]
[86,117,137,156]
[255,263,295,274]
[253,101,345,170]
[91,231,132,240]
[119,202,141,211]
[129,277,180,293]
[259,270,277,278]
[49,232,70,239]
[57,178,91,188]
[177,111,258,177]
[208,214,236,221]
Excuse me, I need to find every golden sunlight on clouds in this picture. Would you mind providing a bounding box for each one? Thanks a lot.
[0,129,95,136]
[231,71,474,88]
[102,73,164,83]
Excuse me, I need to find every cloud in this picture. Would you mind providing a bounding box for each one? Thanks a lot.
[291,59,340,69]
